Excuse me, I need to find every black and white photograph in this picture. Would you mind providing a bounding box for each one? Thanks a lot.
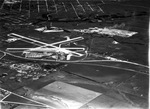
[0,0,149,109]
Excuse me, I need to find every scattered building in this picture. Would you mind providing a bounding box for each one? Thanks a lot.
[72,27,138,37]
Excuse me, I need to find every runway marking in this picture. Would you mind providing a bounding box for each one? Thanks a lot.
[76,0,85,12]
[8,33,84,47]
[7,33,85,57]
[70,2,80,19]
[97,5,104,13]
[62,2,67,12]
[0,0,5,9]
[19,0,22,12]
[86,2,94,11]
[6,47,85,52]
[8,33,48,45]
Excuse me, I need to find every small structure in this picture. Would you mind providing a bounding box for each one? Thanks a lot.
[73,27,138,37]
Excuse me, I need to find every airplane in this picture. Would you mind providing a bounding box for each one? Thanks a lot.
[6,33,87,61]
